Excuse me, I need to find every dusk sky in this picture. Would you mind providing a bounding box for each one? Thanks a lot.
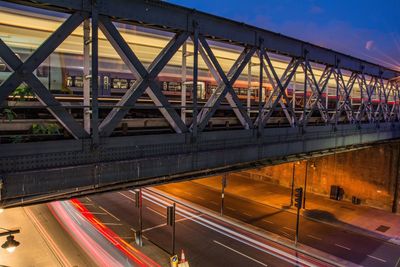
[168,0,400,71]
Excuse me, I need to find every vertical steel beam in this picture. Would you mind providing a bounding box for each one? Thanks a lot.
[83,19,91,134]
[91,3,99,144]
[258,42,264,134]
[181,41,187,122]
[247,61,252,115]
[192,22,199,139]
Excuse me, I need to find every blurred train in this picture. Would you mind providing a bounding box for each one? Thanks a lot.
[0,1,396,136]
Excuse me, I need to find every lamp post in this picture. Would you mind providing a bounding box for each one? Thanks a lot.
[303,160,316,209]
[0,227,20,253]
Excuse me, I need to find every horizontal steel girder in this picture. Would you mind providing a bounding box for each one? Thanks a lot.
[1,123,400,207]
[3,0,399,80]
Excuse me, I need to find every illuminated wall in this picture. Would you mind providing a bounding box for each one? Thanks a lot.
[241,143,400,212]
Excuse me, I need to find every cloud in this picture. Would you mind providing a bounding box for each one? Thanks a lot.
[365,40,375,50]
[309,5,323,14]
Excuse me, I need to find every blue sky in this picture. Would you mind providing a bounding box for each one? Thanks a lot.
[167,0,400,70]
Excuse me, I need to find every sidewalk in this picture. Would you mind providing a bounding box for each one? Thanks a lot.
[193,173,400,245]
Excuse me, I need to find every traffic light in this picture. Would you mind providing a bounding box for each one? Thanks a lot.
[294,187,303,209]
[167,205,175,226]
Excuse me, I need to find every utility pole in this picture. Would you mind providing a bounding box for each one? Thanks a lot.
[134,189,143,246]
[221,173,227,216]
[167,203,176,255]
[294,187,303,245]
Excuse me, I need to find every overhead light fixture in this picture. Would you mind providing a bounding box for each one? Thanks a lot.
[0,228,20,253]
[1,235,20,253]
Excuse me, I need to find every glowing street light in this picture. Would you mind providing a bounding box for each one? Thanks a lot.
[0,228,20,253]
[2,235,20,253]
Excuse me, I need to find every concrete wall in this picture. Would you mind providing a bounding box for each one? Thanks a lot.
[240,143,400,212]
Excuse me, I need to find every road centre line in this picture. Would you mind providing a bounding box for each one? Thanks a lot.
[283,227,295,232]
[99,206,121,221]
[118,192,135,202]
[334,244,351,251]
[143,223,167,232]
[307,234,322,241]
[213,240,268,267]
[367,255,387,263]
[262,219,274,224]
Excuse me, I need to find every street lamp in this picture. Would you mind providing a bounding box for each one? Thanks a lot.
[0,228,20,253]
[2,235,20,253]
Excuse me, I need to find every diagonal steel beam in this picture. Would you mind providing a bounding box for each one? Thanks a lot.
[331,70,356,123]
[0,12,88,104]
[192,36,254,131]
[98,16,188,136]
[256,52,294,126]
[257,53,300,127]
[301,64,332,125]
[0,12,89,139]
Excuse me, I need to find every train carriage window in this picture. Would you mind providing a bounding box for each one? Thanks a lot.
[66,76,74,87]
[112,78,120,89]
[75,76,83,88]
[168,82,181,92]
[162,81,168,91]
[120,79,128,89]
[104,76,110,90]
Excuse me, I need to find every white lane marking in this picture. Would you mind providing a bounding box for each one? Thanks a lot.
[334,244,351,251]
[367,255,387,263]
[307,234,322,241]
[98,206,121,221]
[146,207,166,218]
[283,227,295,232]
[102,222,123,226]
[263,219,274,224]
[176,214,204,223]
[210,200,219,205]
[143,223,167,232]
[118,192,135,202]
[213,240,268,267]
[243,212,252,217]
[227,207,236,212]
[85,197,92,202]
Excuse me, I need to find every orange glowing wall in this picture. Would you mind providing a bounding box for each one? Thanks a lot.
[241,143,400,212]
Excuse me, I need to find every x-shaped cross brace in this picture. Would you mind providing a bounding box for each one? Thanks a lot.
[191,35,255,132]
[98,16,188,137]
[0,12,89,139]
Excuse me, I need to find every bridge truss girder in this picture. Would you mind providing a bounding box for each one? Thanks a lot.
[0,0,400,207]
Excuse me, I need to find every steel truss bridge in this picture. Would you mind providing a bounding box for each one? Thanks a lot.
[0,0,399,207]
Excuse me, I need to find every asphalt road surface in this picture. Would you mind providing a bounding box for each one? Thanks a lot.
[84,189,330,267]
[156,180,400,267]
